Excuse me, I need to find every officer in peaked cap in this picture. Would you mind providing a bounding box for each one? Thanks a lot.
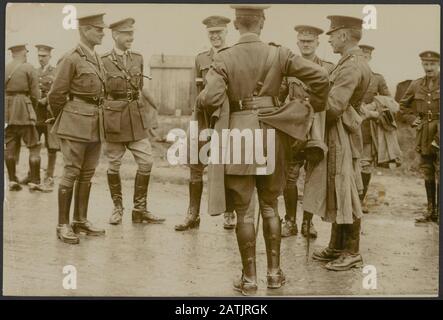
[311,15,371,272]
[280,25,335,240]
[77,13,108,28]
[101,17,165,226]
[8,44,29,53]
[175,14,235,232]
[199,3,329,295]
[5,43,49,192]
[359,44,374,56]
[28,44,59,190]
[400,50,440,224]
[358,44,392,214]
[325,15,364,35]
[109,17,135,31]
[48,12,108,244]
[419,50,440,62]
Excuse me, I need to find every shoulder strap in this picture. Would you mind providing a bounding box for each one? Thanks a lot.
[5,62,24,86]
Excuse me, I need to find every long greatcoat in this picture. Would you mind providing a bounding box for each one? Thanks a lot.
[303,47,371,224]
[200,33,329,215]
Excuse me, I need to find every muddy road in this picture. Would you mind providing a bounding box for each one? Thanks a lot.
[3,145,439,297]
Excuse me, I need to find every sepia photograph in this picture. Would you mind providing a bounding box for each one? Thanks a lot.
[2,2,440,299]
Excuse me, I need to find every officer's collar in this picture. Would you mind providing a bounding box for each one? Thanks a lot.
[40,64,51,72]
[343,45,362,57]
[78,41,96,58]
[210,45,228,55]
[237,32,261,44]
[422,73,440,86]
[336,45,361,65]
[114,46,130,57]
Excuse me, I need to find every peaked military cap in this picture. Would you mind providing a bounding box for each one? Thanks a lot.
[326,15,363,35]
[35,44,54,55]
[230,4,270,17]
[419,51,440,62]
[110,18,135,32]
[202,15,230,31]
[359,44,375,54]
[294,25,324,40]
[8,44,28,53]
[77,13,107,28]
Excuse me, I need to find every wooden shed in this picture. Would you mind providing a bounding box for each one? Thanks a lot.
[147,54,197,116]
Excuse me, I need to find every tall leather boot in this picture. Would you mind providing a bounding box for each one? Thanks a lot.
[56,185,79,244]
[71,181,105,236]
[313,223,344,261]
[360,172,371,213]
[108,172,124,225]
[46,151,57,179]
[301,211,317,238]
[5,156,22,191]
[233,222,257,296]
[325,219,363,271]
[14,137,21,165]
[132,173,165,224]
[44,151,57,190]
[263,205,285,289]
[28,157,51,193]
[175,181,202,231]
[281,185,298,237]
[416,180,436,223]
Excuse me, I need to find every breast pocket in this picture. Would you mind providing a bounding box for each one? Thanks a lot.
[106,73,127,93]
[103,100,126,133]
[76,65,101,94]
[56,101,96,140]
[414,91,427,113]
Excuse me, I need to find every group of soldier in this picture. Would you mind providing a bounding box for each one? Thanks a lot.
[4,4,440,296]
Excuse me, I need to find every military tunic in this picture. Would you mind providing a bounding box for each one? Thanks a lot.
[400,75,440,180]
[200,33,329,219]
[304,47,371,224]
[278,56,334,188]
[36,65,56,125]
[360,72,391,171]
[195,48,216,92]
[36,64,60,150]
[400,75,440,155]
[5,60,41,149]
[189,48,217,182]
[101,49,153,174]
[101,50,150,142]
[48,43,106,187]
[49,44,106,143]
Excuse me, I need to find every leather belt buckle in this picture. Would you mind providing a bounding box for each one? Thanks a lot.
[127,91,133,101]
[427,111,433,122]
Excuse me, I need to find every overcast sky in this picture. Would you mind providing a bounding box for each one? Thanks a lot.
[5,3,440,91]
